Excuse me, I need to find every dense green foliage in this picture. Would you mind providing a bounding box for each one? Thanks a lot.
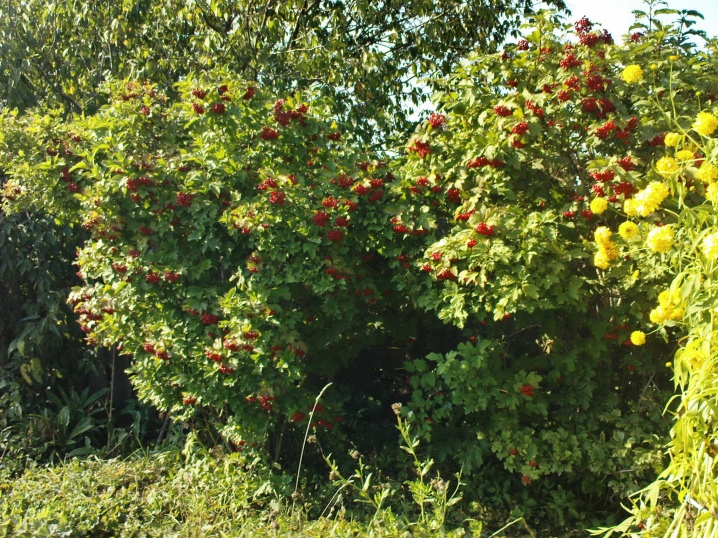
[3,1,718,535]
[0,0,565,143]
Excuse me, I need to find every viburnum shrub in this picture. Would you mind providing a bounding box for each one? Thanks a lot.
[380,9,716,527]
[3,8,718,532]
[1,75,410,448]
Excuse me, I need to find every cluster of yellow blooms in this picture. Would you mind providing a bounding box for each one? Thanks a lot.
[646,225,674,253]
[649,289,684,324]
[625,181,670,217]
[593,226,619,270]
[702,232,718,260]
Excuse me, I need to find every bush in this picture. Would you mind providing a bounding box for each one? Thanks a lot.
[2,8,718,533]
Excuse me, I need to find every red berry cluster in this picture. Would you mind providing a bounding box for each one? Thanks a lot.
[191,88,207,99]
[581,97,615,118]
[590,170,615,182]
[210,102,225,114]
[595,120,616,139]
[145,272,160,284]
[219,364,235,375]
[476,222,494,236]
[126,176,154,192]
[260,126,279,140]
[192,103,205,115]
[520,384,535,397]
[511,122,529,136]
[201,313,221,325]
[437,269,456,281]
[176,192,195,207]
[493,105,512,117]
[524,100,543,118]
[428,113,446,128]
[446,188,461,204]
[456,210,475,221]
[268,190,285,205]
[466,157,504,169]
[408,139,432,159]
[206,350,223,362]
[242,86,256,100]
[313,211,330,227]
[327,229,344,242]
[559,53,582,69]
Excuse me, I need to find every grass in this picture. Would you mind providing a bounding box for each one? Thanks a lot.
[0,447,493,537]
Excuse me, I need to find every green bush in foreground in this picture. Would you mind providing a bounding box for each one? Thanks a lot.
[0,441,484,538]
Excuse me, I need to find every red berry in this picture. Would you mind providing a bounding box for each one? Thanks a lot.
[192,102,205,115]
[428,112,446,128]
[476,222,494,236]
[313,211,330,226]
[327,229,344,242]
[210,102,225,114]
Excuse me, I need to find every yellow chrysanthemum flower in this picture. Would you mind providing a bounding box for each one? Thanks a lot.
[678,340,705,368]
[649,306,668,324]
[618,221,639,240]
[664,132,681,148]
[657,289,684,320]
[624,198,638,217]
[697,162,718,183]
[630,331,646,346]
[589,197,608,215]
[622,65,644,84]
[646,225,674,253]
[594,251,611,270]
[702,232,718,260]
[693,111,718,136]
[633,181,670,216]
[594,226,613,245]
[706,183,718,204]
[675,149,695,161]
[655,156,679,176]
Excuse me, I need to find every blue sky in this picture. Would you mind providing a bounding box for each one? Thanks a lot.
[562,0,717,42]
